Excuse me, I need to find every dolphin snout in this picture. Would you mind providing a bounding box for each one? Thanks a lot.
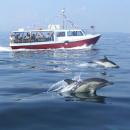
[115,65,120,68]
[107,81,114,85]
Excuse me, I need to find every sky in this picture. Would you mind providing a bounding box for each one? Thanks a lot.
[0,0,130,33]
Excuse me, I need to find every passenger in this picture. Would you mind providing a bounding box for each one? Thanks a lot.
[23,33,30,43]
[47,32,54,41]
[15,33,21,43]
[26,33,30,39]
[15,33,20,40]
[27,33,30,37]
[36,32,44,42]
[31,34,36,42]
[50,32,54,41]
[26,33,31,42]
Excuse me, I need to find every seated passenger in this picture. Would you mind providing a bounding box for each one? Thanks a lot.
[36,33,44,42]
[25,33,30,39]
[47,32,54,41]
[31,34,36,42]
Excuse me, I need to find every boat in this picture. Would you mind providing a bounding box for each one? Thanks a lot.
[10,9,101,50]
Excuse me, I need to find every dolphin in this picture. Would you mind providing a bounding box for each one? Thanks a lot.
[94,56,119,68]
[49,78,113,94]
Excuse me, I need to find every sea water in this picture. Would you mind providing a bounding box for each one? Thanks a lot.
[0,32,130,130]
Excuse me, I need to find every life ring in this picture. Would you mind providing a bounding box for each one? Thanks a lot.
[64,41,69,45]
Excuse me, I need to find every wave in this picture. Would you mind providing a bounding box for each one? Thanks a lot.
[6,44,93,52]
[0,46,11,52]
[63,44,94,50]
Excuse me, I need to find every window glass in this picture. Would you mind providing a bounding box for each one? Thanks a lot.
[31,31,54,42]
[31,31,45,42]
[67,31,83,36]
[67,31,73,36]
[12,31,54,43]
[77,31,83,36]
[13,32,24,43]
[22,32,31,43]
[56,32,65,37]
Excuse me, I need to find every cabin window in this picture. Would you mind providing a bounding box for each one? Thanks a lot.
[12,32,24,43]
[11,32,32,43]
[31,31,45,42]
[67,31,83,36]
[11,31,54,43]
[22,32,31,43]
[77,31,83,36]
[56,32,65,37]
[31,31,54,42]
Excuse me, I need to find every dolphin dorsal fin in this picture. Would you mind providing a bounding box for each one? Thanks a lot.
[104,56,108,60]
[64,79,75,85]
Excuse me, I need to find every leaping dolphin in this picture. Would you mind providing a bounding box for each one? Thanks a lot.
[48,78,113,94]
[95,56,119,68]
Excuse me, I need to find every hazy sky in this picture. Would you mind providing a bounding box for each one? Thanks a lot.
[0,0,130,32]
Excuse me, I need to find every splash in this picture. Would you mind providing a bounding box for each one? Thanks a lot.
[77,62,98,68]
[72,74,82,82]
[63,44,94,50]
[0,46,11,52]
[52,66,70,72]
[48,75,82,93]
[48,80,68,92]
[11,44,94,52]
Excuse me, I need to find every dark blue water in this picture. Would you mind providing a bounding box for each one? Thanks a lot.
[0,32,130,130]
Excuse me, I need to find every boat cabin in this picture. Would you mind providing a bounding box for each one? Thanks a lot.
[10,29,85,44]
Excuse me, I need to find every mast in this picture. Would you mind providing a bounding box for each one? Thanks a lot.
[61,9,66,29]
[60,9,78,29]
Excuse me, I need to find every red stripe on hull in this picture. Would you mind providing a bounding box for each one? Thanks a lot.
[11,36,100,50]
